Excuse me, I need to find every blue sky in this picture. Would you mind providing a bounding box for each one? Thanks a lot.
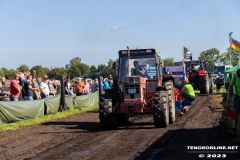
[0,0,240,69]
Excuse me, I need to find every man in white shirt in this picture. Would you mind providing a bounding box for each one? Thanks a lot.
[39,75,50,99]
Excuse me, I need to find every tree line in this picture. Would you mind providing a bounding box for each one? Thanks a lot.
[0,57,116,80]
[164,47,239,73]
[1,47,238,79]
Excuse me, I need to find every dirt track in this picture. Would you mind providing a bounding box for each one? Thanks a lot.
[0,94,239,160]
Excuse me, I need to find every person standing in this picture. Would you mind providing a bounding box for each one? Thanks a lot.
[75,78,85,96]
[23,75,39,100]
[10,73,21,101]
[39,75,50,99]
[227,69,240,137]
[225,74,232,91]
[215,72,224,94]
[92,78,99,92]
[32,78,41,100]
[84,79,90,95]
[64,78,71,95]
[103,78,111,90]
[0,82,10,101]
[108,74,113,87]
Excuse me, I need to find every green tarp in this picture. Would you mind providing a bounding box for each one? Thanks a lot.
[74,92,99,109]
[0,91,99,125]
[224,65,240,74]
[65,95,74,110]
[0,100,44,124]
[224,65,240,86]
[45,95,61,114]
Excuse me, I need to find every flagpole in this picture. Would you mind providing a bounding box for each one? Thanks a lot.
[229,32,233,66]
[183,46,185,66]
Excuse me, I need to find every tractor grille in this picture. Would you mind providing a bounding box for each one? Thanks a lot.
[124,84,140,94]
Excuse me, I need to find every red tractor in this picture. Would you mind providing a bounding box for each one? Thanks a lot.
[99,49,176,129]
[185,60,213,94]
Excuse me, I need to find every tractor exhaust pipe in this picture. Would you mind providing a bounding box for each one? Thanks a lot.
[127,46,131,76]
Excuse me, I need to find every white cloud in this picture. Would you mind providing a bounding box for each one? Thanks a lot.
[111,24,121,32]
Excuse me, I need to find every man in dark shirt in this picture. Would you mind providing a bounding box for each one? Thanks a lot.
[162,71,175,85]
[23,75,39,100]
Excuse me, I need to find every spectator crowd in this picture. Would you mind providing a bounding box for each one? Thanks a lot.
[0,70,113,102]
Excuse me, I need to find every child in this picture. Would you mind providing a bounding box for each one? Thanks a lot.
[68,86,74,96]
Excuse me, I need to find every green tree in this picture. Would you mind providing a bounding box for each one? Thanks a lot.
[17,64,29,72]
[65,57,90,78]
[31,65,49,77]
[0,69,5,77]
[97,64,109,77]
[90,65,97,73]
[48,67,67,79]
[164,57,174,66]
[79,63,90,77]
[220,48,239,66]
[1,68,17,79]
[199,48,221,73]
[106,59,117,75]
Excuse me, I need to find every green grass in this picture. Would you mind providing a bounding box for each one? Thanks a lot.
[0,105,98,132]
[194,85,226,94]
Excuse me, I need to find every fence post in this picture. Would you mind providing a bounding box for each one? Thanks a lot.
[98,76,103,96]
[60,76,66,111]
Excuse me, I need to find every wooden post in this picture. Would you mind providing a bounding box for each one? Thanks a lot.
[98,76,103,96]
[60,76,66,111]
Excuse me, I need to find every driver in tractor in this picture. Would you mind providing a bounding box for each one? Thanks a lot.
[132,60,146,76]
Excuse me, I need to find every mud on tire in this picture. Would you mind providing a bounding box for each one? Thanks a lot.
[199,76,210,94]
[164,82,176,123]
[99,94,116,130]
[152,91,169,128]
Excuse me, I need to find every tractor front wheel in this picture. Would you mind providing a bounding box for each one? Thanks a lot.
[164,82,176,123]
[99,95,116,130]
[152,91,169,128]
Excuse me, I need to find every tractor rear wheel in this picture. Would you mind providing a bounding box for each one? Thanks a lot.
[164,82,176,123]
[152,91,169,128]
[99,94,116,130]
[115,114,129,126]
[199,76,210,94]
[209,77,213,94]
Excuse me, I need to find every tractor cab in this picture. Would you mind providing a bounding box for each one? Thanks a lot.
[118,49,162,83]
[118,49,163,94]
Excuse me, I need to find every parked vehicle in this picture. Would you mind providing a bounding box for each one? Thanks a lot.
[212,65,232,84]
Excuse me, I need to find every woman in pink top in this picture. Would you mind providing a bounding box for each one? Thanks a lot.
[84,79,90,95]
